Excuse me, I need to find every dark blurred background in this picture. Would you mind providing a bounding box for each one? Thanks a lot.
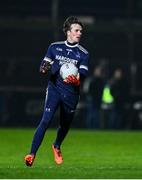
[0,0,142,129]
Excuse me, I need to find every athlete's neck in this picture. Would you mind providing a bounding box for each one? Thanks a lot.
[66,40,78,46]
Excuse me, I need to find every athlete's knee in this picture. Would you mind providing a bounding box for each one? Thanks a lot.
[39,118,51,130]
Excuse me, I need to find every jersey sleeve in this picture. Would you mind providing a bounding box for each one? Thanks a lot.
[43,44,54,64]
[42,44,60,75]
[40,44,57,74]
[79,53,89,77]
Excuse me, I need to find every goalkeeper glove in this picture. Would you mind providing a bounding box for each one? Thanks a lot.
[40,60,51,74]
[64,74,80,86]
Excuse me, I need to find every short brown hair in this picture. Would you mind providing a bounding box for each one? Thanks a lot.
[63,16,84,35]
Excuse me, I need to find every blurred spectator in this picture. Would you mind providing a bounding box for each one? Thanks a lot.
[101,81,115,129]
[84,66,106,129]
[110,68,130,129]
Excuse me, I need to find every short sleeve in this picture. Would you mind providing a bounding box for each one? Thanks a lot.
[43,44,54,63]
[79,53,89,77]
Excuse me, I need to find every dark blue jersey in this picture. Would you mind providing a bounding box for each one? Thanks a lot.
[41,40,89,94]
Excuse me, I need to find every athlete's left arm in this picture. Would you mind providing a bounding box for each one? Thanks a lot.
[79,53,89,81]
[77,52,89,84]
[64,73,80,86]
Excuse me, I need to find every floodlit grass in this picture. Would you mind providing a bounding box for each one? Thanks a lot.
[0,128,142,178]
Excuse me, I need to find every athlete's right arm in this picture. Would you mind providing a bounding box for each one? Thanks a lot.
[40,44,54,74]
[40,60,51,74]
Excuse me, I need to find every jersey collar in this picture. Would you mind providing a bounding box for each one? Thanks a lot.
[65,40,78,48]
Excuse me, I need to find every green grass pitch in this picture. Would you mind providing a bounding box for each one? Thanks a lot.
[0,128,142,179]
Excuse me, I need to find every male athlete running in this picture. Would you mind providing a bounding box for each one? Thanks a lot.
[24,16,89,166]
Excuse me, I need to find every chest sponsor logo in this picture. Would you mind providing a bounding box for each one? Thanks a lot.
[55,55,78,65]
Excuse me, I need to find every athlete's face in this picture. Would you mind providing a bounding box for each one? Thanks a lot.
[67,24,83,43]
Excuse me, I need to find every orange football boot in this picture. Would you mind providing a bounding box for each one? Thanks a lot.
[52,144,63,164]
[24,154,35,167]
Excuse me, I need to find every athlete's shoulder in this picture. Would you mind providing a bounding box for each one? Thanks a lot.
[50,41,65,46]
[78,44,89,55]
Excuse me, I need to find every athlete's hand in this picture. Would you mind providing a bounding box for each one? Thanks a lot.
[64,74,80,86]
[40,60,51,74]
